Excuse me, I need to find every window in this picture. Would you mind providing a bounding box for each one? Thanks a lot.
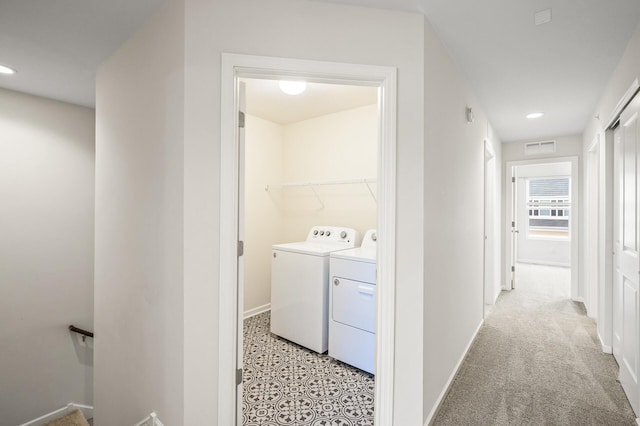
[526,177,570,239]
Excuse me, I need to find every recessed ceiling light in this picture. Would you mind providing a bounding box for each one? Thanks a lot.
[0,64,16,75]
[279,80,306,95]
[526,112,544,119]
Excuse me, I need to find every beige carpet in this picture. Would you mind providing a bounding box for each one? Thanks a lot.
[43,409,89,426]
[515,262,571,298]
[433,288,637,425]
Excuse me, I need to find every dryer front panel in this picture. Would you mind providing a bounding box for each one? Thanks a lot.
[331,277,375,333]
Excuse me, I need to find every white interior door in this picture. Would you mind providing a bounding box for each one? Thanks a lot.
[236,81,246,424]
[614,94,640,415]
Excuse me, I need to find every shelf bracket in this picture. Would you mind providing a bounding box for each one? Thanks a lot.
[364,181,377,203]
[309,185,325,209]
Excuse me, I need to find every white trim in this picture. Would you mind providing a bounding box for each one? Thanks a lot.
[19,403,93,426]
[606,78,640,129]
[483,138,498,316]
[484,138,496,160]
[585,135,601,323]
[424,319,485,425]
[244,303,271,319]
[587,134,600,153]
[598,331,613,354]
[636,418,640,425]
[218,53,397,426]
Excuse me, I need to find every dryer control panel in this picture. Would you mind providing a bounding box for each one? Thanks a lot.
[361,229,377,249]
[306,226,359,246]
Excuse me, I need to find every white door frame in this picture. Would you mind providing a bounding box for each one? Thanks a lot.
[218,53,398,426]
[586,136,601,318]
[484,139,497,317]
[504,157,580,299]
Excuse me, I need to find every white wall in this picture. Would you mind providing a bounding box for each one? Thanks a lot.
[97,0,507,423]
[244,115,284,314]
[583,20,640,351]
[0,88,94,425]
[94,1,185,424]
[281,104,378,242]
[183,1,424,424]
[423,16,503,423]
[503,135,583,161]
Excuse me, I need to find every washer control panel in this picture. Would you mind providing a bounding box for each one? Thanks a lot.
[307,226,359,245]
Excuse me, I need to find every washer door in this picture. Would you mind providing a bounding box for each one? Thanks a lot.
[331,277,375,333]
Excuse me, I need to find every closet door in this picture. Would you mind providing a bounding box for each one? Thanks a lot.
[615,94,640,415]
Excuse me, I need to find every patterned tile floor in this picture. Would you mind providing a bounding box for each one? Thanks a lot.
[243,312,375,426]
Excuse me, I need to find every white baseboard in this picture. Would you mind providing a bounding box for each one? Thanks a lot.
[244,303,271,319]
[598,331,613,354]
[20,403,93,426]
[424,319,484,425]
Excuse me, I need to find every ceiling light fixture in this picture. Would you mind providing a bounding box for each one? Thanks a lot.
[0,64,16,75]
[279,80,307,95]
[526,112,544,119]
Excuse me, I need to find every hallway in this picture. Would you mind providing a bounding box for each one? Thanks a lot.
[433,288,636,425]
[515,262,571,299]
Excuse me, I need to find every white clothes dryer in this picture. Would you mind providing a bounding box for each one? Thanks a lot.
[329,229,377,373]
[271,226,359,353]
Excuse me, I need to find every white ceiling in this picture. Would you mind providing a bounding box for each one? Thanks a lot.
[242,78,378,124]
[0,0,167,107]
[1,0,639,141]
[316,0,640,141]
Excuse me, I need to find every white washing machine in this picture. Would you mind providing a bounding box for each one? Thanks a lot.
[271,226,359,353]
[329,229,377,374]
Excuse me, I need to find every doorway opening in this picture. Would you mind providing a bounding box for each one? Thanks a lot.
[241,77,378,424]
[506,158,579,300]
[218,54,397,426]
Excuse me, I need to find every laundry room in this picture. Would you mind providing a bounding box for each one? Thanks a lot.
[242,78,378,317]
[241,77,379,424]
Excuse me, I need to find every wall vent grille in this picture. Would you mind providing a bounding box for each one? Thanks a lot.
[524,140,556,155]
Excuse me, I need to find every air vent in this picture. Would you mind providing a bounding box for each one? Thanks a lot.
[524,140,556,155]
[535,9,552,26]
